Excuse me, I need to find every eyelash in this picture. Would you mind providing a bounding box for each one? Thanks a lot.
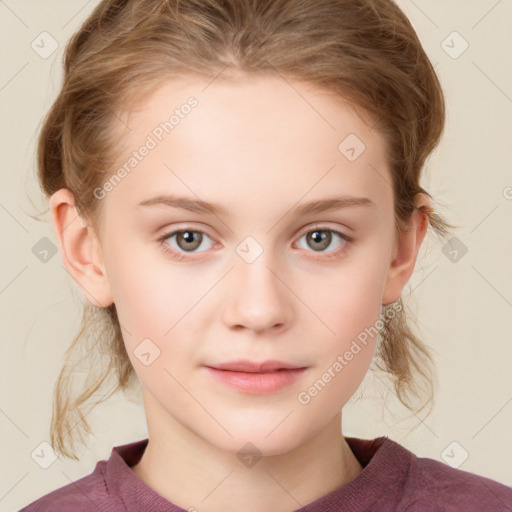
[157,225,354,261]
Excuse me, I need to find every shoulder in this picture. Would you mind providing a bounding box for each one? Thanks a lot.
[18,439,149,512]
[394,440,512,511]
[18,460,117,512]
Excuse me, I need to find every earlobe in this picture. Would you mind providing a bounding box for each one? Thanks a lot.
[381,194,431,305]
[50,188,113,308]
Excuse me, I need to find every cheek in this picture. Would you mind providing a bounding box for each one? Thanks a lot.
[103,243,210,371]
[296,287,382,417]
[302,245,390,343]
[103,258,193,394]
[296,241,390,398]
[101,239,172,355]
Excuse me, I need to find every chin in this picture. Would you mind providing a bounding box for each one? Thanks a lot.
[215,436,302,459]
[202,419,310,458]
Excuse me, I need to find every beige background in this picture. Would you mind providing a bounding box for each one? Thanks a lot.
[1,0,511,510]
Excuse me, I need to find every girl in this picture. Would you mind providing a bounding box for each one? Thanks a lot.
[20,0,512,510]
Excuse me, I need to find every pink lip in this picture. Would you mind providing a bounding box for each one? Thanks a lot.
[203,360,308,394]
[209,359,304,373]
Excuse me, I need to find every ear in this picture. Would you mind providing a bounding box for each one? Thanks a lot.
[50,188,113,308]
[381,193,431,305]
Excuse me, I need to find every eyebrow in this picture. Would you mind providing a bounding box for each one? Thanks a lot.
[137,194,375,216]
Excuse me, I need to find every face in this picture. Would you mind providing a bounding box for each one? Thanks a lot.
[92,75,399,455]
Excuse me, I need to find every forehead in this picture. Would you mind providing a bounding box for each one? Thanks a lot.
[102,75,393,221]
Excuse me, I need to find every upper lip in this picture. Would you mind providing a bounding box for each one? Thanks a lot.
[205,360,306,373]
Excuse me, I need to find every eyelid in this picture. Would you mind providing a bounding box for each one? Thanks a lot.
[296,223,353,241]
[156,223,214,242]
[157,225,215,247]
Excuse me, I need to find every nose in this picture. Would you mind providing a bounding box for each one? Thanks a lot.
[222,252,293,335]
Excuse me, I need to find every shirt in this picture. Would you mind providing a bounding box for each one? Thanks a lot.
[19,436,512,511]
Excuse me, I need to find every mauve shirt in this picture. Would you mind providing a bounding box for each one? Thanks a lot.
[19,436,512,511]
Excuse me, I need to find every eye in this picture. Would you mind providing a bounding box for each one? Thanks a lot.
[295,226,353,258]
[158,228,215,259]
[157,225,353,261]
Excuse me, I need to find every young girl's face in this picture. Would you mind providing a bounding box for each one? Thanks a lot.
[90,75,414,455]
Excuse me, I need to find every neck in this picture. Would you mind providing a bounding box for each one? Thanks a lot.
[131,398,362,512]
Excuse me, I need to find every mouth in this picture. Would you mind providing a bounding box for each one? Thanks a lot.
[206,359,306,373]
[203,360,308,394]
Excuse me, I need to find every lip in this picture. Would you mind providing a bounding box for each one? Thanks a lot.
[203,360,308,394]
[208,359,305,373]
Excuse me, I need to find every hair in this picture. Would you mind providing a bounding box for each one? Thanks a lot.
[36,0,455,460]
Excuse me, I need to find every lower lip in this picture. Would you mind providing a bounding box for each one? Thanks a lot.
[204,367,307,394]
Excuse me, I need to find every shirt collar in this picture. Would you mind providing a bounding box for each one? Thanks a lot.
[104,435,411,511]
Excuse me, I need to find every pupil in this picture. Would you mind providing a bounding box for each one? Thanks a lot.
[179,231,201,251]
[310,230,330,251]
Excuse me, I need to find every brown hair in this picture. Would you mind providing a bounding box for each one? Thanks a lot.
[36,0,455,460]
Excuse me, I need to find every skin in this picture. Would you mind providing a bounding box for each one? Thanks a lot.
[50,75,430,512]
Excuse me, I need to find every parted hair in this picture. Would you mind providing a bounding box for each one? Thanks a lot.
[36,0,454,459]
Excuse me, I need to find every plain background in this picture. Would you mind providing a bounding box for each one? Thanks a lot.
[1,0,511,510]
